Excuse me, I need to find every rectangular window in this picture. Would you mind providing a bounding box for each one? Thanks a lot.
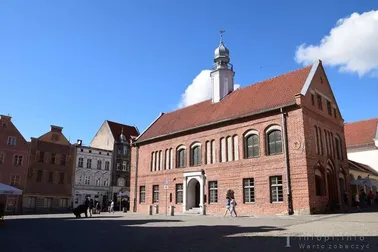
[176,183,183,204]
[13,155,22,165]
[86,159,92,168]
[78,157,83,168]
[327,101,332,115]
[50,153,56,164]
[140,186,146,203]
[209,181,218,203]
[48,172,53,183]
[0,153,4,164]
[243,178,255,203]
[333,108,337,118]
[317,94,322,110]
[103,179,108,186]
[311,93,315,105]
[97,160,102,170]
[96,177,100,186]
[44,198,52,208]
[105,161,110,170]
[270,176,283,203]
[59,198,68,208]
[10,175,20,186]
[153,185,159,203]
[116,163,121,170]
[61,154,66,165]
[85,176,90,185]
[7,136,16,146]
[122,161,127,171]
[59,172,64,184]
[36,170,42,182]
[39,152,45,162]
[28,197,36,208]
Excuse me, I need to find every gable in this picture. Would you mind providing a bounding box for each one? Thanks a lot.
[0,116,29,150]
[301,61,343,121]
[37,127,70,145]
[89,121,114,151]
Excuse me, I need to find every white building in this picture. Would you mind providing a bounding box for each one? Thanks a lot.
[345,118,378,172]
[73,140,113,209]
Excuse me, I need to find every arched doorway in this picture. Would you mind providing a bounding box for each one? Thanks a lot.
[187,178,200,209]
[326,161,339,211]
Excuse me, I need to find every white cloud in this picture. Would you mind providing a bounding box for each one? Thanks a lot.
[178,70,240,108]
[295,10,378,77]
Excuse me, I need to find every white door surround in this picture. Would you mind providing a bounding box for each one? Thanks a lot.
[183,171,205,214]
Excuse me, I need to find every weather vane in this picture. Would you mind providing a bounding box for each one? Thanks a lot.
[220,29,225,42]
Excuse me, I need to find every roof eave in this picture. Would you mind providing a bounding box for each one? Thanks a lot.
[135,112,165,142]
[137,102,297,144]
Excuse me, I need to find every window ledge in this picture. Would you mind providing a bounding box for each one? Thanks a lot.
[271,201,284,204]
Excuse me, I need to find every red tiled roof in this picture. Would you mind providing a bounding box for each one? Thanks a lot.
[138,65,313,142]
[348,159,378,176]
[344,118,378,147]
[106,120,139,141]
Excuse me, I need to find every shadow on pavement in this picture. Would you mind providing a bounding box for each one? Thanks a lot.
[0,216,376,252]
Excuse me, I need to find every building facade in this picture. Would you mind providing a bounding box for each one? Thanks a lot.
[89,120,139,210]
[0,115,30,214]
[22,125,74,213]
[72,142,112,209]
[348,159,378,195]
[130,38,349,216]
[345,118,378,172]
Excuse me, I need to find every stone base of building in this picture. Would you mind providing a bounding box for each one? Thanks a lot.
[22,194,72,214]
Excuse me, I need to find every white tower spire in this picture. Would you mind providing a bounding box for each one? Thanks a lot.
[211,30,235,103]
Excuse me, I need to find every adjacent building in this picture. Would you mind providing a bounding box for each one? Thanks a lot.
[345,118,378,172]
[72,141,112,209]
[90,120,139,210]
[130,37,349,216]
[22,125,74,213]
[0,115,30,214]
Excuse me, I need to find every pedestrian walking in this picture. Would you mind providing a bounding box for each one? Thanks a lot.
[223,197,231,217]
[230,197,238,217]
[109,200,114,214]
[89,199,94,217]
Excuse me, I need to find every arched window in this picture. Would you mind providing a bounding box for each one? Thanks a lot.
[315,169,324,196]
[176,146,186,168]
[244,131,259,158]
[190,143,201,166]
[335,135,343,160]
[220,138,226,162]
[267,128,282,155]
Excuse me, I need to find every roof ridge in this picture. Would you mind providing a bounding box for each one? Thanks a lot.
[166,64,312,116]
[345,117,378,125]
[106,120,137,129]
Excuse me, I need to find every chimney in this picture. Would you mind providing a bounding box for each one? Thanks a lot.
[50,125,63,133]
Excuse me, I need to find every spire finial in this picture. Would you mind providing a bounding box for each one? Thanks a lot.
[220,29,225,43]
[121,127,124,134]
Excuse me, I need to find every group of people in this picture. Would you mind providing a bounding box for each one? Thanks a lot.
[353,189,378,209]
[224,196,238,217]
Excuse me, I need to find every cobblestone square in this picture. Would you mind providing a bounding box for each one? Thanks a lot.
[1,212,377,251]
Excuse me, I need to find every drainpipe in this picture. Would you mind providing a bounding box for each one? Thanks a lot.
[281,107,294,215]
[133,143,139,212]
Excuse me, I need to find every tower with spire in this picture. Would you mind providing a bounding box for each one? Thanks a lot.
[211,30,235,103]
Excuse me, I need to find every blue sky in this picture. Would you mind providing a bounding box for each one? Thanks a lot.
[1,0,377,145]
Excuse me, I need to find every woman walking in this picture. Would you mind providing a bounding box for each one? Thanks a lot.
[223,197,231,217]
[230,197,238,217]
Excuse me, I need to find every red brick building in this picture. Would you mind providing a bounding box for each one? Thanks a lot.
[0,115,30,214]
[22,125,74,213]
[130,40,349,215]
